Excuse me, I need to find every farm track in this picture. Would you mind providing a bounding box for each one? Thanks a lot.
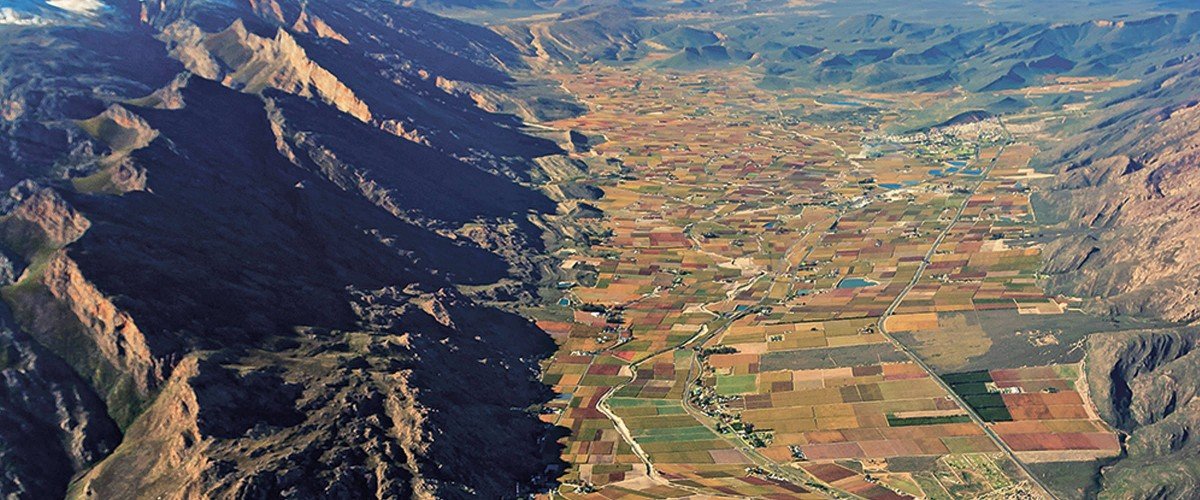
[590,232,839,495]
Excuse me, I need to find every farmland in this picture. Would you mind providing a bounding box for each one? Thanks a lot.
[531,64,1115,499]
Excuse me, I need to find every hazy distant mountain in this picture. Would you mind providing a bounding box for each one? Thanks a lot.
[496,4,1200,94]
[400,0,543,10]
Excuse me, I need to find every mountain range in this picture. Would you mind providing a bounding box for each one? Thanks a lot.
[3,1,1200,498]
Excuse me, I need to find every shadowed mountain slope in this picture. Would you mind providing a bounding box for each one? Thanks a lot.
[0,1,574,497]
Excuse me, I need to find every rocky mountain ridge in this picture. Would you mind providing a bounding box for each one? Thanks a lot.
[0,0,582,497]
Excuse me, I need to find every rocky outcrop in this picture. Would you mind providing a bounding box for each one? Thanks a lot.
[350,287,562,498]
[76,104,159,152]
[1085,330,1195,430]
[162,19,373,122]
[1129,349,1200,427]
[37,252,162,399]
[71,156,150,195]
[1083,330,1200,499]
[146,0,566,179]
[73,286,559,499]
[289,7,349,44]
[1100,409,1200,500]
[2,183,90,252]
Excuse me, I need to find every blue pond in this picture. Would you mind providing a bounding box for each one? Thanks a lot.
[879,183,903,190]
[837,277,880,288]
[962,168,984,175]
[948,160,968,167]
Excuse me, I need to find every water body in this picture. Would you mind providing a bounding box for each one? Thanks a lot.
[837,277,879,288]
[879,182,903,190]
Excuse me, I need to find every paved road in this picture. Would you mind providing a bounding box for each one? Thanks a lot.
[873,138,1059,500]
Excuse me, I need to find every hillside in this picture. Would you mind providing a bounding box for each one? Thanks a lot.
[1039,57,1200,324]
[1082,330,1200,498]
[0,0,578,497]
[1024,56,1200,500]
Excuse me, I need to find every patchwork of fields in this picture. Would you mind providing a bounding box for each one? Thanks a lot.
[532,66,1117,498]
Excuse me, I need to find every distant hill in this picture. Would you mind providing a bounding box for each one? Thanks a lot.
[401,0,543,10]
[491,4,662,64]
[657,44,752,69]
[499,7,1200,93]
[933,109,993,128]
[988,96,1031,114]
[648,26,719,49]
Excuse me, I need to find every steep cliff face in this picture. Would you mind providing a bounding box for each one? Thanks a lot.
[162,19,374,122]
[1084,330,1196,431]
[142,0,565,179]
[0,1,572,497]
[12,250,163,425]
[1083,330,1200,499]
[0,184,161,427]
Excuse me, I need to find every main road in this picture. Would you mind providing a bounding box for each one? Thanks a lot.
[873,136,1058,500]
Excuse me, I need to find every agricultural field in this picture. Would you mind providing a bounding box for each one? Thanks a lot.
[943,365,1120,462]
[531,64,1115,499]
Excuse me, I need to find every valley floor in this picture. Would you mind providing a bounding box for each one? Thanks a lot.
[528,65,1124,499]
